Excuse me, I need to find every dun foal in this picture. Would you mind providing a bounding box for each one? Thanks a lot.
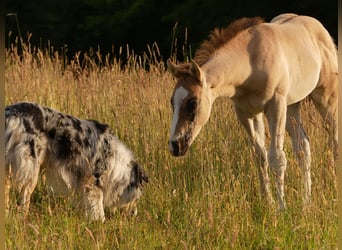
[167,14,337,210]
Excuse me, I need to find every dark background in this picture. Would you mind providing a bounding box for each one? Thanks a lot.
[5,0,338,61]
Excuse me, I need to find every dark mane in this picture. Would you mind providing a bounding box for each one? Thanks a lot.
[194,17,265,66]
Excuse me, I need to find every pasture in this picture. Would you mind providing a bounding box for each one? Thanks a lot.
[5,43,337,249]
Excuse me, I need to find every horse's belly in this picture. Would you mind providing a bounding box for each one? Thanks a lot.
[286,71,319,105]
[287,85,315,104]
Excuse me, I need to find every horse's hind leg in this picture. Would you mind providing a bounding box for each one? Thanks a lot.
[309,77,338,161]
[286,103,312,205]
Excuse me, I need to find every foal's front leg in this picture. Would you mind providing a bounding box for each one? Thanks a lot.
[235,107,274,205]
[265,93,288,210]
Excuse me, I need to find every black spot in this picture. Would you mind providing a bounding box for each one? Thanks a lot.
[48,128,56,139]
[92,172,102,188]
[137,162,148,184]
[66,115,82,132]
[28,139,36,158]
[94,157,106,174]
[81,128,92,148]
[87,119,108,134]
[17,103,44,131]
[45,107,53,112]
[82,137,90,147]
[44,108,53,121]
[130,161,148,189]
[58,113,65,119]
[95,158,101,166]
[95,179,101,187]
[56,131,73,158]
[104,138,109,146]
[23,119,34,134]
[93,172,100,179]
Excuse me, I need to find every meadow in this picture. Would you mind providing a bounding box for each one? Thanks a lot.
[5,42,337,249]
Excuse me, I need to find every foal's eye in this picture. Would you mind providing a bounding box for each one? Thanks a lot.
[185,98,197,114]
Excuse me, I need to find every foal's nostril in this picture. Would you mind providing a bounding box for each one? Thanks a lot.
[171,140,180,156]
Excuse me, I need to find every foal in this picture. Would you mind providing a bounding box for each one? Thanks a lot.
[167,14,337,210]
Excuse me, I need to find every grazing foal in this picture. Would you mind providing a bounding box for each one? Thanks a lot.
[167,14,337,210]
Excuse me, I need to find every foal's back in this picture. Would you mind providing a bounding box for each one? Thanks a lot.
[245,13,337,105]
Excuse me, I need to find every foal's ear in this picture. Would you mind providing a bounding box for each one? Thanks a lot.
[167,59,179,77]
[190,59,204,84]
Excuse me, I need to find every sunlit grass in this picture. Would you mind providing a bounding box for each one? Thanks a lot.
[5,42,337,249]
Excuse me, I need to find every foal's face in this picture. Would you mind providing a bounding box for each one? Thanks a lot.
[167,60,212,156]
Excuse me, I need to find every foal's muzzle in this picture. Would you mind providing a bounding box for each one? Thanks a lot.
[169,137,190,157]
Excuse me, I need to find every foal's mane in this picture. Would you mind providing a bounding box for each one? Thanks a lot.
[194,17,265,66]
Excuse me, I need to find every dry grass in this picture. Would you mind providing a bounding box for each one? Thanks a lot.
[5,42,337,249]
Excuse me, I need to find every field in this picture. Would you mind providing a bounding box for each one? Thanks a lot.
[5,43,337,249]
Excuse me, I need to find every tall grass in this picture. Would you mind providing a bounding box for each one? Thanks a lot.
[5,41,337,249]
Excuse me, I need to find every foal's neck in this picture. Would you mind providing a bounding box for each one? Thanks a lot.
[202,48,250,99]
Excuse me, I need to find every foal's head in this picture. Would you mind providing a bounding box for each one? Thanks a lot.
[167,59,213,156]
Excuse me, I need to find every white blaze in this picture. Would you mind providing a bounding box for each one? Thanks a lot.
[170,86,189,140]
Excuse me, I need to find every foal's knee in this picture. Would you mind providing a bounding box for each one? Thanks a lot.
[269,149,287,170]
